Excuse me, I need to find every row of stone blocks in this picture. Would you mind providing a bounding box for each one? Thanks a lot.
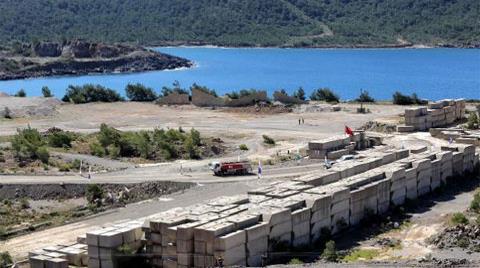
[29,145,478,268]
[307,132,368,159]
[85,220,144,268]
[140,145,478,268]
[400,99,466,131]
[29,242,88,268]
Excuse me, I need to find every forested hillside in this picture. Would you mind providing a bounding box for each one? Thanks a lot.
[0,0,478,47]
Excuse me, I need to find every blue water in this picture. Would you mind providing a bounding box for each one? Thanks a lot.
[0,47,479,100]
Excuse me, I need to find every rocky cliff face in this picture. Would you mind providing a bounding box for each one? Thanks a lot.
[0,41,192,80]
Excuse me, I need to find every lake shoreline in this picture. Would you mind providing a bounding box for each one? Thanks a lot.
[146,41,480,50]
[0,47,478,100]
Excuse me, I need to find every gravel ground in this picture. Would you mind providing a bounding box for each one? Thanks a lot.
[0,95,61,118]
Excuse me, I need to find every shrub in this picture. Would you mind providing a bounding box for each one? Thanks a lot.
[41,86,53,97]
[190,128,201,146]
[14,89,26,97]
[321,240,338,262]
[239,144,249,150]
[20,198,30,209]
[86,184,104,204]
[467,112,479,130]
[451,212,469,225]
[108,145,121,159]
[226,89,260,99]
[48,131,73,148]
[0,226,6,238]
[457,237,470,248]
[125,83,157,101]
[90,142,105,157]
[288,258,303,265]
[190,83,217,97]
[356,90,375,102]
[3,107,11,119]
[471,191,480,213]
[36,146,50,164]
[262,135,275,145]
[392,91,427,105]
[0,251,13,267]
[343,248,380,262]
[293,87,306,100]
[98,123,121,148]
[184,136,199,159]
[11,126,46,161]
[161,81,190,97]
[62,84,123,103]
[310,88,339,103]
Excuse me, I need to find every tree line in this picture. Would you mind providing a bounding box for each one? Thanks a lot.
[10,82,438,106]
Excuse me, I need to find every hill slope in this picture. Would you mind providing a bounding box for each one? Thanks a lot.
[0,0,478,47]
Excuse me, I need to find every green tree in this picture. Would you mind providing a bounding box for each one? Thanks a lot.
[293,87,306,100]
[191,83,217,97]
[125,83,157,102]
[62,84,123,104]
[14,89,26,97]
[310,88,340,103]
[356,89,375,102]
[41,86,53,97]
[392,92,427,105]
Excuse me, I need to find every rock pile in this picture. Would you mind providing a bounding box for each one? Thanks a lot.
[429,224,480,252]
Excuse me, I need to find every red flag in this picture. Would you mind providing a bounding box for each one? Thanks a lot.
[345,125,354,136]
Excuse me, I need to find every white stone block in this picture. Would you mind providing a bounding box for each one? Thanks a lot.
[98,230,124,248]
[245,222,269,242]
[246,236,268,256]
[270,220,292,238]
[214,230,245,251]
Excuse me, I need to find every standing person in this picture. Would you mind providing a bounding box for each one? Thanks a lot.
[298,118,301,125]
[302,117,305,124]
[257,160,262,179]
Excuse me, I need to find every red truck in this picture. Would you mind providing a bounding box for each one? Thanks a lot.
[209,161,252,176]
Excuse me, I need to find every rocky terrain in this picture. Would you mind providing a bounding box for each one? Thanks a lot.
[0,40,192,80]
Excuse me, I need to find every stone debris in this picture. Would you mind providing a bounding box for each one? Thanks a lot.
[29,141,479,268]
[397,99,466,132]
[429,224,480,252]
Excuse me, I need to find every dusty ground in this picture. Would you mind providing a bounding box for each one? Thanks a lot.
[1,100,478,266]
[0,96,61,118]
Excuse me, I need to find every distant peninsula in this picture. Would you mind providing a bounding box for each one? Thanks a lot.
[0,40,193,81]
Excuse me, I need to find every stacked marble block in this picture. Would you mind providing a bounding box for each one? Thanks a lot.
[29,243,88,268]
[86,220,144,268]
[308,132,371,160]
[399,99,466,132]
